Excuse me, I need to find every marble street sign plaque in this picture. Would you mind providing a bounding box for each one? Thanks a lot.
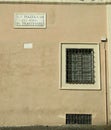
[14,13,46,28]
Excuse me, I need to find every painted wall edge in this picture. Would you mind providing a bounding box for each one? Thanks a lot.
[0,0,111,4]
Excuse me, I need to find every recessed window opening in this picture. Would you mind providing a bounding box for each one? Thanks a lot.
[61,43,100,90]
[66,49,95,84]
[66,114,92,124]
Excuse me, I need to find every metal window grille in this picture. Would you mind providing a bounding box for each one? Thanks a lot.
[66,114,92,124]
[66,49,95,84]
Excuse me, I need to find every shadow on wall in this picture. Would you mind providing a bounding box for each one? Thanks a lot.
[0,125,111,130]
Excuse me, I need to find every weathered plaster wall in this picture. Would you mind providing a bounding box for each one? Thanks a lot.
[0,4,107,126]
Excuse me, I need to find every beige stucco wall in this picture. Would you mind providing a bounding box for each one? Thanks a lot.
[0,3,107,126]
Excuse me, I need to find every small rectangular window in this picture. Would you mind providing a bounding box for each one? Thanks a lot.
[66,114,92,124]
[66,49,95,84]
[60,43,100,90]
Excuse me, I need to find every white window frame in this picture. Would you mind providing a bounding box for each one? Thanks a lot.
[60,43,101,90]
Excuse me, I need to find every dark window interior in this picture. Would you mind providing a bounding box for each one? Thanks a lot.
[66,114,92,124]
[66,49,95,84]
